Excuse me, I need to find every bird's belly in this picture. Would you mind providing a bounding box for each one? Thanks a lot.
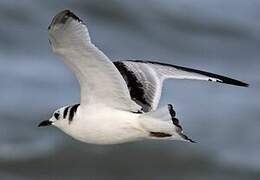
[63,112,146,145]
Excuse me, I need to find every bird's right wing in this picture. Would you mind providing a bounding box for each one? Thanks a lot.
[114,60,248,112]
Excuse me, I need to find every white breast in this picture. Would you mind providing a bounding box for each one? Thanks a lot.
[58,105,146,144]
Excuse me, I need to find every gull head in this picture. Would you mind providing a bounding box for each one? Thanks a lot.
[38,104,80,130]
[38,107,66,128]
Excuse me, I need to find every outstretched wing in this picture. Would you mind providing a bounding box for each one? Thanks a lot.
[114,60,248,112]
[48,10,140,112]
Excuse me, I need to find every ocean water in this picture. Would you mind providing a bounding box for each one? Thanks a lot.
[0,0,259,179]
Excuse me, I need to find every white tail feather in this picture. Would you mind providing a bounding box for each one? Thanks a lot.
[139,104,195,143]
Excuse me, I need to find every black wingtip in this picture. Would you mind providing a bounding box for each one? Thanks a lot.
[181,134,197,143]
[216,78,249,87]
[49,9,82,30]
[64,10,82,22]
[188,138,197,143]
[130,60,249,88]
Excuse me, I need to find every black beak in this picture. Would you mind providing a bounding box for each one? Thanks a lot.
[38,120,52,127]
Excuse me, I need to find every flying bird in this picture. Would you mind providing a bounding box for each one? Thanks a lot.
[38,10,248,145]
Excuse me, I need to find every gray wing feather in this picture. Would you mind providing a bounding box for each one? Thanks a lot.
[114,60,248,112]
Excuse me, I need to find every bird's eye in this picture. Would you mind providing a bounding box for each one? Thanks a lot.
[54,112,60,119]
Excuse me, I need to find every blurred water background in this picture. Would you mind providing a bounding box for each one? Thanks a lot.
[0,0,259,179]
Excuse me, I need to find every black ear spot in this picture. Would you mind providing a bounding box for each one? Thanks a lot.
[54,112,60,119]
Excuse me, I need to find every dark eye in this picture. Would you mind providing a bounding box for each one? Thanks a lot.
[54,112,60,119]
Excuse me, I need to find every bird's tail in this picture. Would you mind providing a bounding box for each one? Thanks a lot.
[139,104,195,143]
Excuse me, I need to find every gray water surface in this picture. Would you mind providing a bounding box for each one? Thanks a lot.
[0,0,259,179]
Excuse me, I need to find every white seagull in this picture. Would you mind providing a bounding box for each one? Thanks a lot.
[38,10,248,145]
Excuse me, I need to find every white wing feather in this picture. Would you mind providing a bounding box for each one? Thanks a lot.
[48,10,140,111]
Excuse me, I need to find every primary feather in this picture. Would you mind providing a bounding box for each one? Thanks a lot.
[114,60,248,112]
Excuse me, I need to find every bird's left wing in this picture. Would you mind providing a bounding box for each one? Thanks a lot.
[48,10,141,112]
[114,60,248,112]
